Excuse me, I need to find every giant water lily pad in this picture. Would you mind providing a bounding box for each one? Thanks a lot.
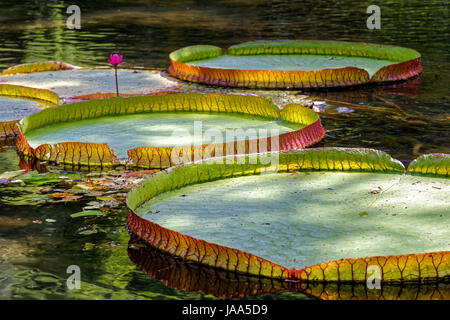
[169,40,422,89]
[24,112,302,159]
[17,93,325,168]
[137,171,448,270]
[0,85,57,138]
[187,55,396,78]
[0,69,179,98]
[126,149,449,282]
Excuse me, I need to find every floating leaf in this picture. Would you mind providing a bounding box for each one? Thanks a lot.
[70,210,104,218]
[169,40,422,89]
[0,83,59,104]
[17,93,325,168]
[52,192,74,198]
[1,61,77,75]
[127,148,448,282]
[97,196,116,201]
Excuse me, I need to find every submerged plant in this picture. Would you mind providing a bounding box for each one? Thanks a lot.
[108,53,127,96]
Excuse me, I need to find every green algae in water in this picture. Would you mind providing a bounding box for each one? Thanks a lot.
[186,55,398,78]
[137,172,450,270]
[24,112,302,159]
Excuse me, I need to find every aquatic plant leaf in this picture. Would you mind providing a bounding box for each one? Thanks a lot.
[294,251,449,283]
[127,148,405,209]
[128,113,324,169]
[407,153,449,177]
[70,89,180,101]
[70,210,104,218]
[33,142,119,167]
[0,120,20,138]
[0,69,179,99]
[16,130,35,158]
[1,61,78,76]
[17,93,325,168]
[126,148,448,282]
[169,40,422,89]
[20,93,279,133]
[0,84,59,105]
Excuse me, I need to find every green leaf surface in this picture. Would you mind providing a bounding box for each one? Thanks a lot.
[24,112,300,159]
[137,171,448,270]
[187,54,398,78]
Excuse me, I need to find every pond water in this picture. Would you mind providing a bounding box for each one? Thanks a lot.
[0,0,448,300]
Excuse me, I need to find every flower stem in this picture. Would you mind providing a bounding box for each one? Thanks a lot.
[115,66,119,97]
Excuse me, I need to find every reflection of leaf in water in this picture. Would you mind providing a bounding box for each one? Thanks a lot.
[1,193,52,206]
[128,241,449,300]
[0,170,25,180]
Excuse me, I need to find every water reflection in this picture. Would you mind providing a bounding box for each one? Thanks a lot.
[127,236,449,300]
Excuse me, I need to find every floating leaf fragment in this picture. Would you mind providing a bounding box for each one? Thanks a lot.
[83,242,96,250]
[97,196,116,201]
[70,210,104,218]
[52,192,74,198]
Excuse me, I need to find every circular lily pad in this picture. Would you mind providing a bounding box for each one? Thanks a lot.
[16,93,325,168]
[137,171,448,270]
[187,55,396,78]
[169,40,422,89]
[0,69,179,98]
[126,149,449,282]
[24,112,301,159]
